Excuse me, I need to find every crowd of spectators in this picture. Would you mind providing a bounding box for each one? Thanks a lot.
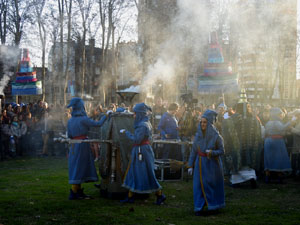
[1,98,299,182]
[150,99,300,181]
[0,100,69,160]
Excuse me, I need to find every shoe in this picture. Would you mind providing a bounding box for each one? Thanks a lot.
[250,178,257,189]
[265,176,270,184]
[277,178,286,184]
[77,188,93,199]
[195,211,204,216]
[156,194,166,205]
[229,183,240,188]
[120,196,134,203]
[94,184,101,189]
[94,157,99,162]
[69,189,79,200]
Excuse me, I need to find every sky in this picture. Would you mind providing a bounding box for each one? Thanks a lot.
[297,0,300,80]
[19,0,138,67]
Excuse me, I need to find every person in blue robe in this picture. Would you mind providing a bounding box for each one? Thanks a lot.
[188,110,225,216]
[158,103,181,160]
[264,107,293,183]
[67,97,107,200]
[120,103,166,205]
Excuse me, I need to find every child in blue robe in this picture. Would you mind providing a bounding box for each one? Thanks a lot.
[188,110,225,216]
[120,103,166,205]
[67,97,107,200]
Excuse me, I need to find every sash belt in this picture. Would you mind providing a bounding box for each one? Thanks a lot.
[268,135,283,139]
[71,135,88,140]
[198,151,207,157]
[133,140,150,146]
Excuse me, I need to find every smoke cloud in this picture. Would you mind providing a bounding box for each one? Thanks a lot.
[0,74,12,95]
[139,0,297,104]
[0,46,19,95]
[140,0,211,101]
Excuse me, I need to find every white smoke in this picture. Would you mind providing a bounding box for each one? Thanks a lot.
[0,73,13,95]
[82,94,94,100]
[141,0,210,98]
[118,85,140,93]
[142,58,177,88]
[0,45,19,96]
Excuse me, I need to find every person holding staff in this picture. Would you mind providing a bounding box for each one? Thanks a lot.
[120,103,166,205]
[67,97,107,200]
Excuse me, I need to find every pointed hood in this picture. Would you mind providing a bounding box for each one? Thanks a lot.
[202,109,218,124]
[133,103,152,128]
[67,97,87,117]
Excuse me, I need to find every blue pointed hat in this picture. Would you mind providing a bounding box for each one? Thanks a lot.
[270,107,282,121]
[202,109,218,124]
[67,97,85,110]
[133,103,152,113]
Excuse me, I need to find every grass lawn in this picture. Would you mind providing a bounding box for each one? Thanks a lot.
[0,157,299,225]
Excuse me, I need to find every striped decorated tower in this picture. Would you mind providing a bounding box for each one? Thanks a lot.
[198,32,238,93]
[12,49,42,95]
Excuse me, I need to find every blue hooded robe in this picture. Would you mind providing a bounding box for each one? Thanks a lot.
[264,108,292,172]
[158,112,179,139]
[158,111,180,160]
[67,97,106,184]
[188,110,225,211]
[122,103,161,193]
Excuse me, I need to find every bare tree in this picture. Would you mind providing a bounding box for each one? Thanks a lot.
[0,0,8,44]
[97,0,135,103]
[98,0,119,103]
[48,2,60,105]
[8,0,34,46]
[98,0,107,70]
[74,0,96,98]
[34,0,47,101]
[57,0,64,102]
[63,0,73,105]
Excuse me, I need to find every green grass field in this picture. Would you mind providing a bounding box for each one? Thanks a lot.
[0,157,299,225]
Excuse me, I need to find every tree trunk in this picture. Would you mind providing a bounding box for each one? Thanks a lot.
[106,1,113,102]
[89,40,95,96]
[13,0,21,46]
[63,0,72,105]
[42,31,46,101]
[58,0,64,103]
[98,0,107,105]
[99,0,106,71]
[81,30,86,98]
[111,25,117,103]
[35,0,46,101]
[0,0,8,44]
[51,41,57,105]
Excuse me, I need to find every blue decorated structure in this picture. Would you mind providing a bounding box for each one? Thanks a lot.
[198,32,238,94]
[12,49,42,96]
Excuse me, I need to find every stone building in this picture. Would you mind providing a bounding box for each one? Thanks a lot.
[233,0,298,106]
[137,0,217,103]
[48,39,113,106]
[137,0,179,101]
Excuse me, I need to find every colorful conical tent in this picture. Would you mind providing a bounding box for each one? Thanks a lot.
[12,49,42,95]
[198,32,238,93]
